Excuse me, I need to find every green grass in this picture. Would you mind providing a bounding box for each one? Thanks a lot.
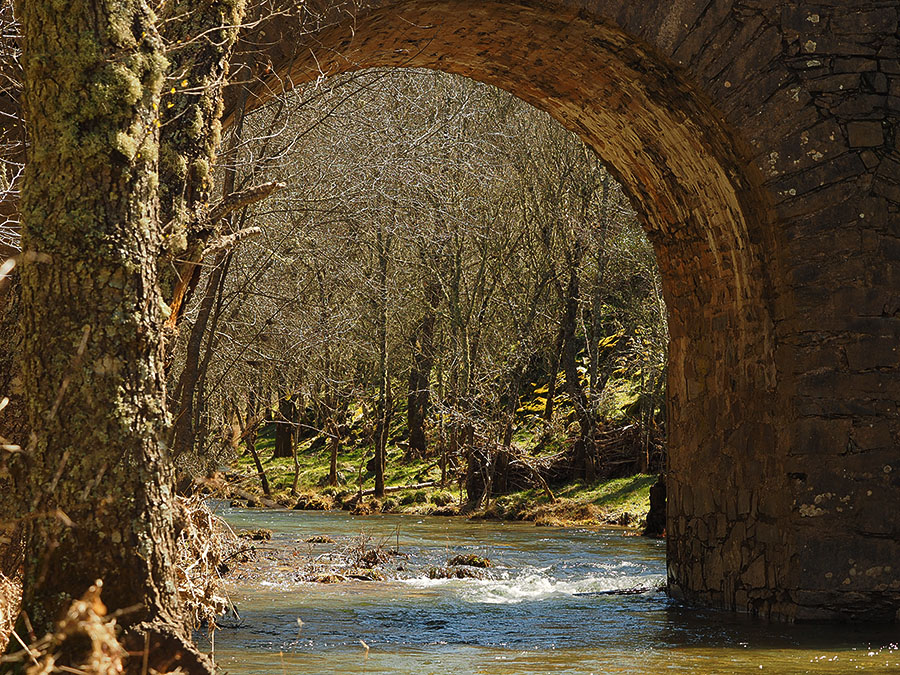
[236,425,442,497]
[232,366,659,527]
[479,473,657,526]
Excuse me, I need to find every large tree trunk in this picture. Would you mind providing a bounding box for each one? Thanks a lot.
[561,254,595,483]
[273,395,295,459]
[372,224,390,498]
[0,271,25,449]
[0,271,25,653]
[406,279,439,460]
[170,250,228,460]
[14,0,209,667]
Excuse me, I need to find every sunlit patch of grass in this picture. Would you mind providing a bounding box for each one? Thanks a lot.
[475,473,656,527]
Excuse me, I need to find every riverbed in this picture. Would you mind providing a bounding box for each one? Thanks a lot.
[206,505,898,674]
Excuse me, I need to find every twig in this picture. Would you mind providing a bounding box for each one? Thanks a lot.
[57,666,89,675]
[9,629,38,667]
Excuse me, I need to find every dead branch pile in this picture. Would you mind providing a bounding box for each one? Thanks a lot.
[543,422,665,482]
[172,494,246,632]
[290,533,402,583]
[0,568,20,652]
[1,580,126,675]
[592,423,665,477]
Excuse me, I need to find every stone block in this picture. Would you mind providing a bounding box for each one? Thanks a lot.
[832,8,898,36]
[781,6,825,36]
[847,121,884,147]
[864,71,889,94]
[875,155,900,182]
[787,417,852,457]
[881,58,900,75]
[805,73,861,92]
[851,421,894,450]
[833,93,887,118]
[844,337,899,371]
[834,57,878,74]
[743,555,767,588]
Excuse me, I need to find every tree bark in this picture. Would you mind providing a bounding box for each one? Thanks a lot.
[0,270,25,450]
[14,0,209,667]
[170,251,228,460]
[372,224,390,498]
[273,395,295,459]
[543,332,563,423]
[156,0,248,329]
[327,416,340,487]
[406,278,439,459]
[561,251,595,482]
[235,393,269,496]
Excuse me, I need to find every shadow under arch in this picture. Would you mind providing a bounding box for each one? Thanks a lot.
[227,0,796,618]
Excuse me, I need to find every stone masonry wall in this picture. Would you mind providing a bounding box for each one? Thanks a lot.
[230,0,900,621]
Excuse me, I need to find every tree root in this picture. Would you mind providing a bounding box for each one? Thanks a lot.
[122,621,215,675]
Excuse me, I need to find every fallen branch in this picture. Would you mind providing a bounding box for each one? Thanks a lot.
[163,180,283,330]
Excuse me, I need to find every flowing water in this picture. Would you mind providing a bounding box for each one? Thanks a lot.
[207,505,898,674]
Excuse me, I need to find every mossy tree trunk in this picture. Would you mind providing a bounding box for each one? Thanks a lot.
[0,272,25,450]
[156,0,247,331]
[14,0,209,667]
[373,224,392,499]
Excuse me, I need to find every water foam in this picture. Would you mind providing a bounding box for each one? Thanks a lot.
[401,568,663,604]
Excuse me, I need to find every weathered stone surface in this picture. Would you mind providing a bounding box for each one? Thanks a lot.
[847,121,885,147]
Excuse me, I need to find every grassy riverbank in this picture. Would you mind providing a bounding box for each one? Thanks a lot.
[228,437,656,528]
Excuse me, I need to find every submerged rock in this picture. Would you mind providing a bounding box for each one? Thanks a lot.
[238,528,272,541]
[307,573,344,584]
[447,553,492,568]
[304,535,336,544]
[293,493,334,510]
[345,567,386,581]
[427,565,487,579]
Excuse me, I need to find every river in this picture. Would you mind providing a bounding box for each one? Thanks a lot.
[206,504,898,674]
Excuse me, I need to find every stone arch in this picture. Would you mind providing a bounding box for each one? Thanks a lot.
[227,0,900,621]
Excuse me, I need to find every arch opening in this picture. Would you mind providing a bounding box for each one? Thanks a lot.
[226,0,799,618]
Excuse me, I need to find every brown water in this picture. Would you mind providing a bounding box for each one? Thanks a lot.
[205,505,899,674]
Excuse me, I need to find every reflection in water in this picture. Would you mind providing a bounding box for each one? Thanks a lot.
[206,506,898,674]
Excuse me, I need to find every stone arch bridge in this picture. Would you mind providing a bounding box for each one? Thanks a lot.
[228,0,900,622]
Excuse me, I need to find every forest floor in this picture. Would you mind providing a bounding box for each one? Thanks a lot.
[226,432,657,529]
[224,374,662,530]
